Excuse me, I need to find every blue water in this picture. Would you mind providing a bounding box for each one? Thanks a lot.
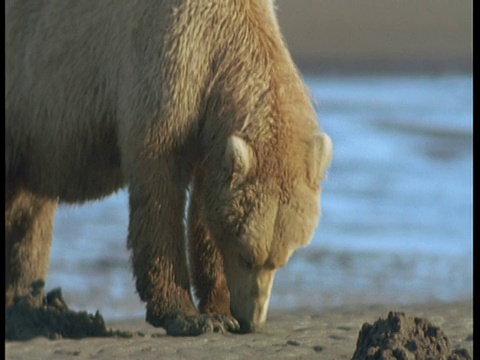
[49,73,473,321]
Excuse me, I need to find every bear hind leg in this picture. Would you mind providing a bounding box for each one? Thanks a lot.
[5,184,57,308]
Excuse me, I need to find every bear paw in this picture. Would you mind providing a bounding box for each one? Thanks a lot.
[164,314,240,336]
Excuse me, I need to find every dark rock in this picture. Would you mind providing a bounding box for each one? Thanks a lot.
[5,288,137,340]
[351,311,471,360]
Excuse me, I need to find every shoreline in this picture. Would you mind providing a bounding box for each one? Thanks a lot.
[294,57,473,77]
[6,299,473,359]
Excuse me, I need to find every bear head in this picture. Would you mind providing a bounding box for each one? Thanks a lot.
[204,131,333,333]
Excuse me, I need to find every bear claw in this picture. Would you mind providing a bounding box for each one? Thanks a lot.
[164,314,240,336]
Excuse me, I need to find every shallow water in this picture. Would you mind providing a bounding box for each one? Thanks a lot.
[48,73,473,321]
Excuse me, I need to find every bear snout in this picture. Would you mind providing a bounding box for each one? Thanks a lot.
[237,319,264,334]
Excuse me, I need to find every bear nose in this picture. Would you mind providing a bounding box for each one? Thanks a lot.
[238,320,263,334]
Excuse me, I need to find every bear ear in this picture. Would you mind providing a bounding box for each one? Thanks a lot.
[225,135,254,185]
[310,132,333,184]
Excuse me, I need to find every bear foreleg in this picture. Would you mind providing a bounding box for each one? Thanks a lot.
[126,155,238,335]
[187,174,240,334]
[188,170,233,317]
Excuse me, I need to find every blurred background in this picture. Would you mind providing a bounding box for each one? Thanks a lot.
[49,1,473,320]
[276,0,472,74]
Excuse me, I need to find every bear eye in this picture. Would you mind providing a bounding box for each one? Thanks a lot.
[240,255,255,269]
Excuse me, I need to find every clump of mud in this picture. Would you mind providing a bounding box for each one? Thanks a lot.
[5,288,140,341]
[351,311,471,360]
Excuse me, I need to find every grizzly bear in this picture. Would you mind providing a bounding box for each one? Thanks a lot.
[5,0,333,335]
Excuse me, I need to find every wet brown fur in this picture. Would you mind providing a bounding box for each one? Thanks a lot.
[6,0,332,331]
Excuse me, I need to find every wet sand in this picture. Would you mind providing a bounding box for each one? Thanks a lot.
[5,300,472,359]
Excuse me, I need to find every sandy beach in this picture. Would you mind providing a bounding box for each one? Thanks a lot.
[276,0,472,73]
[5,300,473,359]
[5,1,473,359]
